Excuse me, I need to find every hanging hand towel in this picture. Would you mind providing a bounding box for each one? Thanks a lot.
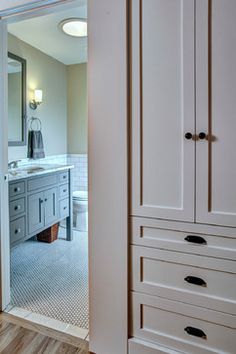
[27,130,45,159]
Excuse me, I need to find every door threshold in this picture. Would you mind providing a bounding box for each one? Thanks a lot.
[3,306,89,347]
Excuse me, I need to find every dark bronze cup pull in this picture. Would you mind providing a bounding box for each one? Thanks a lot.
[184,326,207,339]
[184,235,207,245]
[184,276,207,287]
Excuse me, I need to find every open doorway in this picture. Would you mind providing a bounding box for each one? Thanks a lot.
[6,1,89,340]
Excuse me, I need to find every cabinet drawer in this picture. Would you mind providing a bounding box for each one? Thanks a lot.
[28,174,57,192]
[60,198,69,219]
[132,245,236,315]
[10,217,26,245]
[129,338,176,354]
[59,171,69,184]
[59,184,69,199]
[131,217,236,261]
[9,198,25,219]
[132,292,236,354]
[9,181,25,199]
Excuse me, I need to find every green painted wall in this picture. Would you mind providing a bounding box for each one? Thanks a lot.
[8,33,67,160]
[67,63,87,154]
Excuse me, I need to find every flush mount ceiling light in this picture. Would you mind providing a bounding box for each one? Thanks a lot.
[59,18,87,38]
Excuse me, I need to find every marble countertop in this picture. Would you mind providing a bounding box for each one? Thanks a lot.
[8,164,74,182]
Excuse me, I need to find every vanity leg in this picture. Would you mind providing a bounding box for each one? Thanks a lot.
[66,215,73,241]
[66,169,73,241]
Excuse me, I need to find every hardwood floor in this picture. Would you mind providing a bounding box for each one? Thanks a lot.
[0,313,89,353]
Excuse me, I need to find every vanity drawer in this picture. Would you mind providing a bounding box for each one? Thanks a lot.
[9,181,25,199]
[59,171,69,184]
[9,197,25,219]
[10,216,26,245]
[131,292,236,354]
[132,245,236,315]
[60,198,69,219]
[59,184,69,199]
[131,217,236,261]
[28,174,58,192]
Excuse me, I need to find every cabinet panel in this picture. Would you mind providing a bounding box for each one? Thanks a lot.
[59,198,69,219]
[131,292,236,354]
[9,181,25,199]
[28,174,57,192]
[131,217,236,261]
[9,197,25,219]
[28,191,44,234]
[44,187,58,227]
[131,245,236,315]
[10,216,26,245]
[59,184,69,200]
[196,0,236,226]
[131,0,195,221]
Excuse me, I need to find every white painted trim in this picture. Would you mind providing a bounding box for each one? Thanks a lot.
[0,1,128,354]
[88,1,128,353]
[0,19,10,310]
[0,0,77,18]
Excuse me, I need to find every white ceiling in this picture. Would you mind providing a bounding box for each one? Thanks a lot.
[8,2,87,65]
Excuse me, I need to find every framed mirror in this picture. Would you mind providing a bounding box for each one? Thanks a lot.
[8,52,26,146]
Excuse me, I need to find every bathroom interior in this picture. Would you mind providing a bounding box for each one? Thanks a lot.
[6,1,89,339]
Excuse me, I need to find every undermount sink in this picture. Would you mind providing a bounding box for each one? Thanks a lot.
[18,166,46,174]
[8,164,64,176]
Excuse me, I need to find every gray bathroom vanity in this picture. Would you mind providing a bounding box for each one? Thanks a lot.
[8,165,73,247]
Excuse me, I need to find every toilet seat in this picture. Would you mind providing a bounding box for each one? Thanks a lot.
[73,191,88,201]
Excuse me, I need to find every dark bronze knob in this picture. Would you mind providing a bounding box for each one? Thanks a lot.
[185,132,193,140]
[198,132,206,140]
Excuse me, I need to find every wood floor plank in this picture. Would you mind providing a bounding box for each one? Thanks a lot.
[0,321,21,351]
[0,313,89,354]
[0,313,88,350]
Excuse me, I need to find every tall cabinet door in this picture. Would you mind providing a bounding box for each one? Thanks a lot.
[196,0,236,227]
[131,0,195,221]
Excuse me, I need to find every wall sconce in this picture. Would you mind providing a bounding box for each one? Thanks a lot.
[29,89,43,110]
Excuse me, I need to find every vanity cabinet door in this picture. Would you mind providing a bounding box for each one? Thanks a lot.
[28,191,44,234]
[44,187,58,227]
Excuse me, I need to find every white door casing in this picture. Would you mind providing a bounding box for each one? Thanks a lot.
[131,0,195,222]
[0,20,11,311]
[196,0,236,227]
[0,1,128,354]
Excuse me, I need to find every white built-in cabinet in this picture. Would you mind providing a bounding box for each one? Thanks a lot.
[130,1,236,353]
[131,0,195,222]
[195,0,236,227]
[131,0,236,227]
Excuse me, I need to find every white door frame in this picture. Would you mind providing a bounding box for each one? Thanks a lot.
[0,1,128,354]
[0,19,11,311]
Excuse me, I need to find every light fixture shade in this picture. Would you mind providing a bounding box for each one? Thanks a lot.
[59,18,87,37]
[35,89,43,103]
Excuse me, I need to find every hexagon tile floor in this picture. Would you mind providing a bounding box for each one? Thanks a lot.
[10,228,89,329]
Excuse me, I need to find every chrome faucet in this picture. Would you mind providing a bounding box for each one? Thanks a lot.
[8,160,21,169]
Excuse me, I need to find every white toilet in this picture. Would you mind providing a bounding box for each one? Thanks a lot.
[73,191,88,231]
